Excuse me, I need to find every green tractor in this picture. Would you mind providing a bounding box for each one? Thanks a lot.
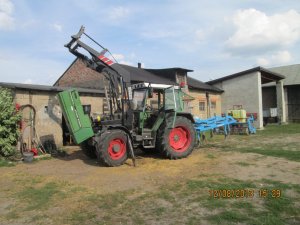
[58,26,196,167]
[129,83,195,157]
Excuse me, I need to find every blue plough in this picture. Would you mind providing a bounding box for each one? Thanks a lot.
[194,115,256,146]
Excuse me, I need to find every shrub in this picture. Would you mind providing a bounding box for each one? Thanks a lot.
[0,87,21,156]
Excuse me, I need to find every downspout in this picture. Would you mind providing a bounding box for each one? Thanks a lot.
[206,92,210,118]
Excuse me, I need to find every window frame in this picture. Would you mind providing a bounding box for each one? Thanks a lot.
[199,101,206,111]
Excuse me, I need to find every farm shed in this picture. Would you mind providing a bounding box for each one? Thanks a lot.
[263,64,300,122]
[0,82,104,148]
[207,67,285,129]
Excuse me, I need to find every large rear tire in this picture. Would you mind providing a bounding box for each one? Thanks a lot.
[96,130,128,167]
[80,139,97,158]
[157,116,195,159]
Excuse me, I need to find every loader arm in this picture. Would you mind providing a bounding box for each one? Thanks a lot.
[64,26,131,118]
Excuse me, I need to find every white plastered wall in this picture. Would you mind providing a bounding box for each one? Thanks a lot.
[212,71,264,128]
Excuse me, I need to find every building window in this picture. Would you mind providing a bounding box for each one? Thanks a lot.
[82,105,91,115]
[211,101,216,110]
[199,102,205,111]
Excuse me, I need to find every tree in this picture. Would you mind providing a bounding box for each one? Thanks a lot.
[0,87,21,157]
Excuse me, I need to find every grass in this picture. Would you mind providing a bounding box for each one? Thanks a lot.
[33,155,52,162]
[207,210,248,224]
[201,178,300,225]
[187,177,257,191]
[1,124,299,224]
[206,153,216,159]
[17,182,62,211]
[257,123,300,136]
[0,158,15,167]
[68,210,97,225]
[212,124,300,161]
[235,161,253,167]
[101,176,298,224]
[1,154,52,167]
[231,146,300,162]
[1,173,300,225]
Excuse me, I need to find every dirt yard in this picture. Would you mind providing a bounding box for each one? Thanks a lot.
[0,124,300,225]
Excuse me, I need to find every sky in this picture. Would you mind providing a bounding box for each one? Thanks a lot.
[0,0,300,85]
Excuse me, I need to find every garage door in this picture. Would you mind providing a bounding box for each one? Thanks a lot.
[287,86,300,122]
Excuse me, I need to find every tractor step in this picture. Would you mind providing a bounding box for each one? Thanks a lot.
[142,129,152,139]
[143,137,154,140]
[143,145,155,149]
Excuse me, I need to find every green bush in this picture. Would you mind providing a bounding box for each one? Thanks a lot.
[0,87,21,156]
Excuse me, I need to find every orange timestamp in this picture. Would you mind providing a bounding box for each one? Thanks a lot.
[209,189,282,198]
[258,189,281,198]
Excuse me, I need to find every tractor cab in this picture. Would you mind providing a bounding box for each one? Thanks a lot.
[130,83,192,149]
[131,83,180,130]
[131,82,184,111]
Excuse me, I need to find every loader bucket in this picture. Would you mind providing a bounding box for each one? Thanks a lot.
[57,89,94,144]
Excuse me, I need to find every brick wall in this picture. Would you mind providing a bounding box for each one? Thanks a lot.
[55,58,104,89]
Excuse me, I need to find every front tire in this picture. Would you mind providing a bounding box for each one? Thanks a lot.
[96,130,128,167]
[157,116,195,159]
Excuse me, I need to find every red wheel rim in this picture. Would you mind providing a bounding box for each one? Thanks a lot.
[169,126,191,152]
[108,138,126,160]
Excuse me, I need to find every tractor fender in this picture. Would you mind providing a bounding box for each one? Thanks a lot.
[94,125,132,144]
[176,112,195,123]
[161,112,195,129]
[107,125,132,139]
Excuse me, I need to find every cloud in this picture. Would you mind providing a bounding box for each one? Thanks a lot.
[257,50,292,66]
[24,78,33,84]
[256,57,270,67]
[108,6,130,21]
[110,53,133,66]
[111,53,125,61]
[51,23,63,32]
[194,27,217,44]
[195,29,206,42]
[0,0,13,13]
[0,0,14,30]
[226,9,300,54]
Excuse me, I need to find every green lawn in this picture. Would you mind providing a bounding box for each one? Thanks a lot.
[3,173,299,225]
[209,123,300,162]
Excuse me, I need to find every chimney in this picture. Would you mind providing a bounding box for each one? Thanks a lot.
[138,62,142,68]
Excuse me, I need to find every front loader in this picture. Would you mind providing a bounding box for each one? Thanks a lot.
[58,26,196,167]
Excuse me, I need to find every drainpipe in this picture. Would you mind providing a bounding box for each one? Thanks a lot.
[206,92,210,118]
